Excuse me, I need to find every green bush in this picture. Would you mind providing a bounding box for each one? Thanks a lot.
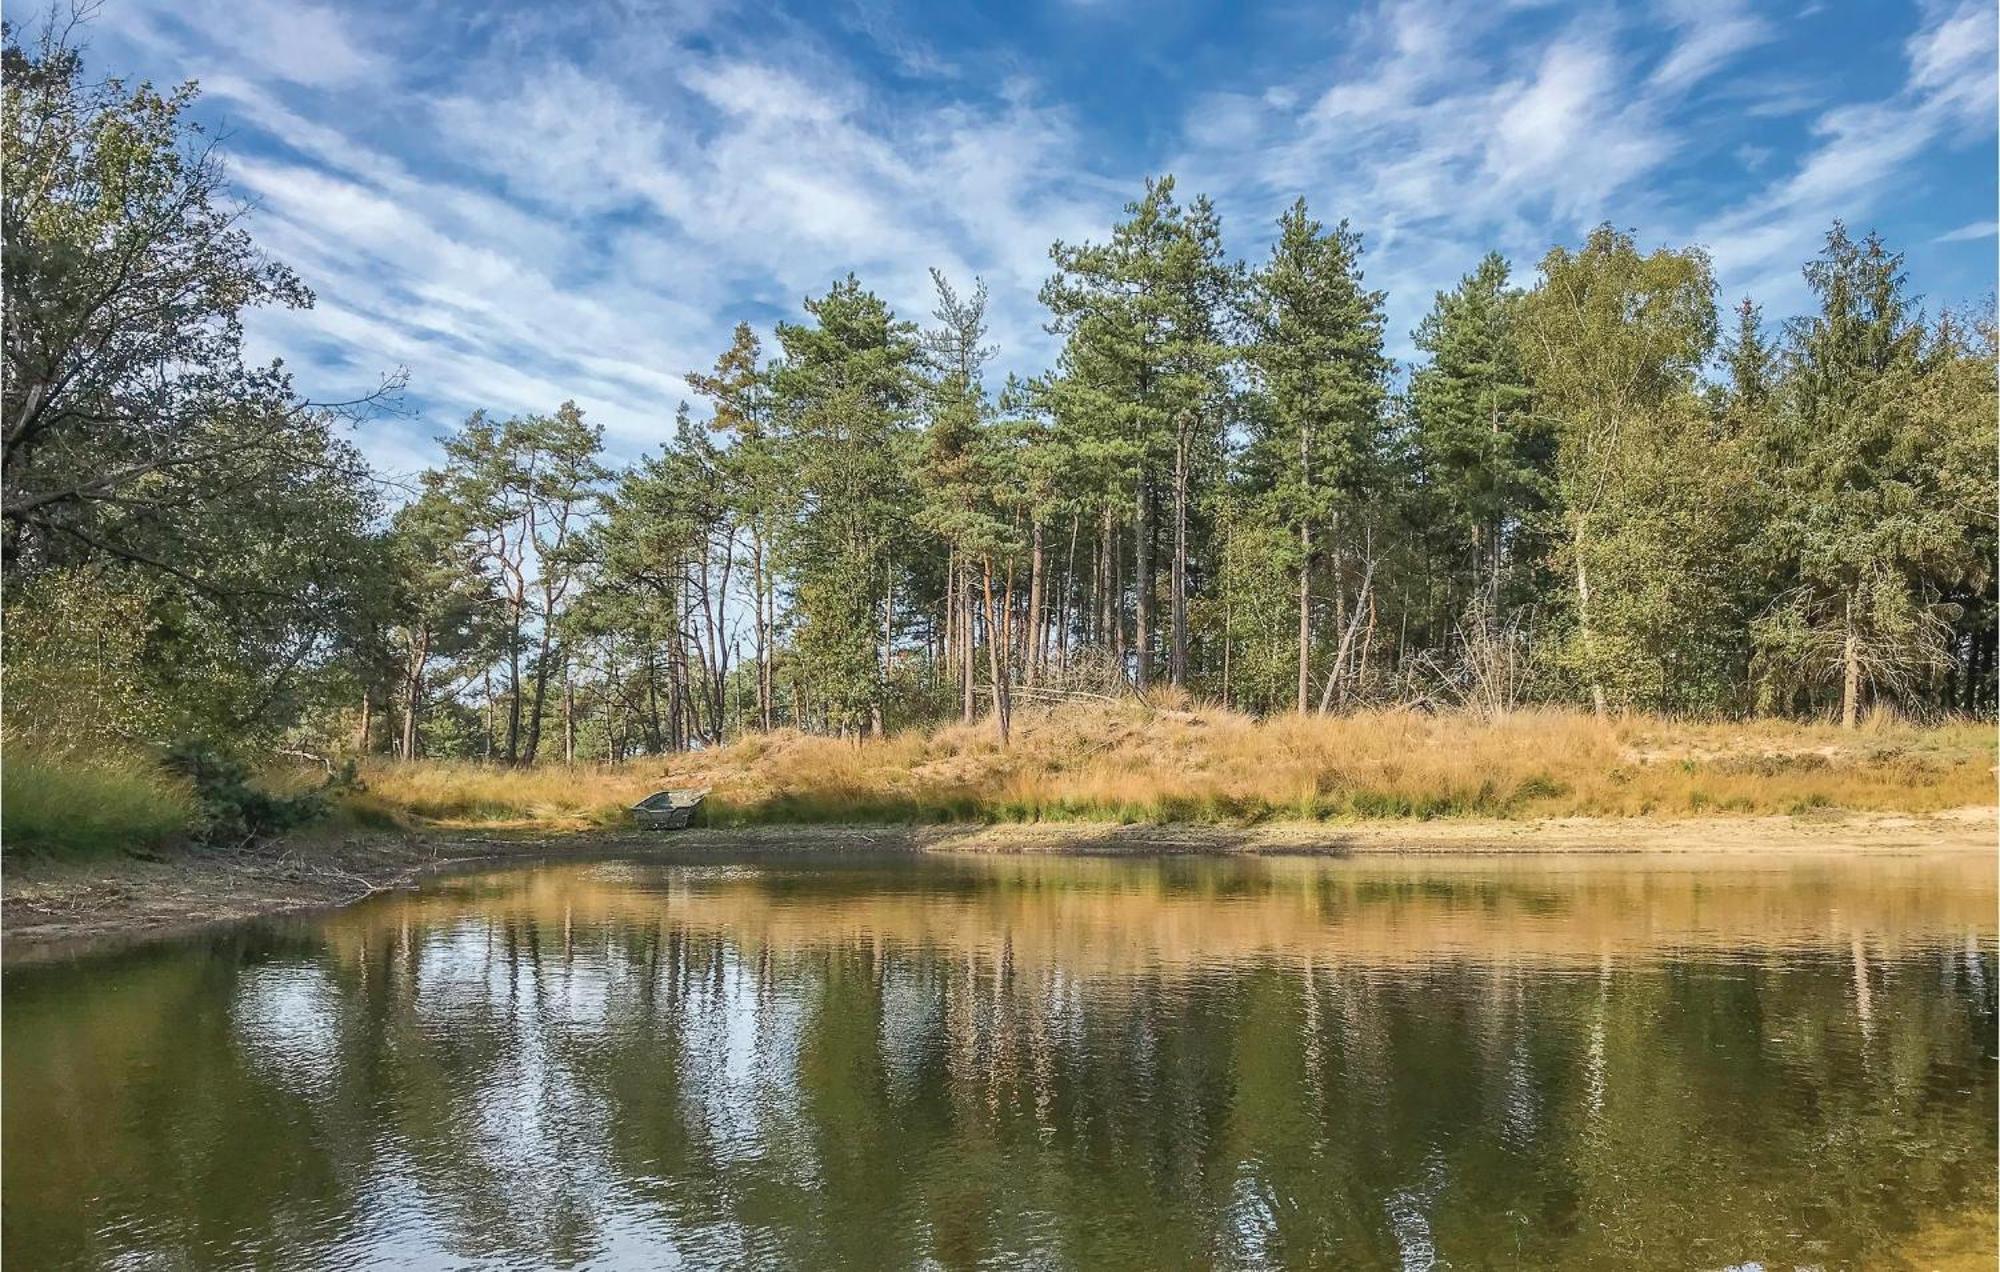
[163,744,349,845]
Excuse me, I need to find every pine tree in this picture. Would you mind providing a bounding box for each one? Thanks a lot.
[1751,225,1986,725]
[1404,253,1542,623]
[1040,176,1234,690]
[769,276,922,736]
[1243,199,1390,711]
[689,323,780,730]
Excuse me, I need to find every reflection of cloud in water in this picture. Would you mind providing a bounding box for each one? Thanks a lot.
[676,947,810,1175]
[11,853,1994,1271]
[1386,1150,1448,1272]
[233,964,340,1090]
[409,919,512,1025]
[1222,1166,1280,1267]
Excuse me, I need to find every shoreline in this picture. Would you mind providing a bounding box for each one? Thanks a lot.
[4,806,1993,958]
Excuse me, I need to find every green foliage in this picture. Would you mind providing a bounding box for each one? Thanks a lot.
[1239,199,1391,709]
[2,15,1992,770]
[1403,252,1548,613]
[1747,225,1991,721]
[769,276,924,734]
[162,743,348,845]
[1518,225,1738,712]
[1,24,391,752]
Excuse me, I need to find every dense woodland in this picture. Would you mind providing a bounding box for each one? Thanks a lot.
[4,24,1995,767]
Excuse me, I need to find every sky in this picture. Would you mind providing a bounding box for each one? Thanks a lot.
[82,0,1999,478]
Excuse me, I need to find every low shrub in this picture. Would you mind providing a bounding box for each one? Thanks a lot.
[163,743,351,845]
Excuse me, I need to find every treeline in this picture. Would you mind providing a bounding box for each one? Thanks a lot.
[3,26,1993,765]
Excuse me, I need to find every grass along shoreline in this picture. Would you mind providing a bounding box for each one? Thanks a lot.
[354,703,1993,831]
[4,703,1993,858]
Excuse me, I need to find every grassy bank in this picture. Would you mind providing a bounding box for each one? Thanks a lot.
[352,703,1997,830]
[1,748,197,856]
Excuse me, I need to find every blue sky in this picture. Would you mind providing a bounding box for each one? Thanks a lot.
[88,0,1997,476]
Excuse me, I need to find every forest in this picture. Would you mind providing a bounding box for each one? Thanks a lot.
[3,20,1994,797]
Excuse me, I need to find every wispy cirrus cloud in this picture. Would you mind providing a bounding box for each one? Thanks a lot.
[1172,0,1993,350]
[1692,0,1997,310]
[95,0,1109,474]
[80,0,1996,476]
[1934,220,1997,244]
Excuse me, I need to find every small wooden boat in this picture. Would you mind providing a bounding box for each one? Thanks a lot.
[630,788,708,830]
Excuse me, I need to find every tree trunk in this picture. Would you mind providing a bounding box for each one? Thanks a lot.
[753,530,772,731]
[1488,397,1503,607]
[562,662,576,763]
[944,545,958,692]
[1058,511,1079,676]
[1223,592,1234,709]
[355,690,373,756]
[1097,506,1113,648]
[1112,508,1128,671]
[1134,478,1153,689]
[960,561,976,724]
[505,613,524,762]
[401,627,427,761]
[872,567,892,739]
[523,623,556,763]
[1318,552,1376,715]
[1297,519,1312,713]
[982,558,1010,746]
[1170,423,1190,687]
[1842,596,1861,729]
[1026,522,1045,688]
[1574,519,1607,717]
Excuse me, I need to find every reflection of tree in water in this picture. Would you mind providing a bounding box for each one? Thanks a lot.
[4,859,1994,1269]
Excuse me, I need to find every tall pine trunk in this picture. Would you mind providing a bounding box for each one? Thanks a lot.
[1058,511,1079,676]
[523,620,555,763]
[1026,523,1045,688]
[1134,479,1153,689]
[1170,424,1189,687]
[1297,520,1312,713]
[960,561,976,724]
[753,530,772,730]
[505,611,523,763]
[1841,595,1861,729]
[981,558,1011,746]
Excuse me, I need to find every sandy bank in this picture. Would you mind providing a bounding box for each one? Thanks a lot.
[4,806,1992,957]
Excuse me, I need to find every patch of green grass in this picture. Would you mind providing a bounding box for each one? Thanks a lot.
[1,748,196,857]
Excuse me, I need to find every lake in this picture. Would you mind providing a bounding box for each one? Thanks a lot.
[5,851,1994,1269]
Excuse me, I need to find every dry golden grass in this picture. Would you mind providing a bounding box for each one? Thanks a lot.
[350,701,1997,830]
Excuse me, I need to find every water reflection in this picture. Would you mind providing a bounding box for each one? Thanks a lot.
[5,852,1994,1269]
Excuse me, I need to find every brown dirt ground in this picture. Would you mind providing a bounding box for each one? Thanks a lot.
[4,806,1992,958]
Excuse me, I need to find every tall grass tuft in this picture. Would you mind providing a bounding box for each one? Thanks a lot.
[2,747,197,856]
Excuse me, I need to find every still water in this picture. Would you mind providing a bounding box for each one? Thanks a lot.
[5,852,1995,1270]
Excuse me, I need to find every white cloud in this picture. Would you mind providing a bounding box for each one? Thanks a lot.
[87,0,1991,465]
[92,0,1110,472]
[1934,220,1997,244]
[129,0,381,88]
[1690,0,1998,310]
[1648,0,1775,93]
